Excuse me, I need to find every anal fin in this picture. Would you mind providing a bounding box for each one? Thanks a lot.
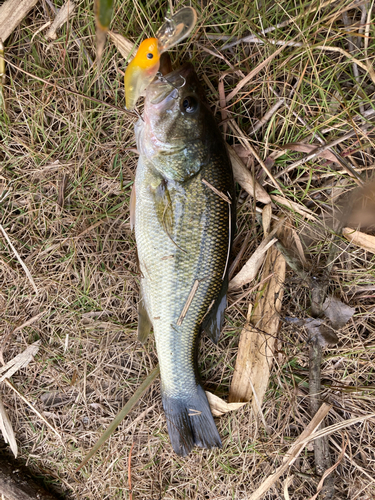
[137,294,152,343]
[202,274,228,345]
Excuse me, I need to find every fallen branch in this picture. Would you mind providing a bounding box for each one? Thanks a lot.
[0,441,60,500]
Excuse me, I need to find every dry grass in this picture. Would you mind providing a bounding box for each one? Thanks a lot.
[1,0,375,498]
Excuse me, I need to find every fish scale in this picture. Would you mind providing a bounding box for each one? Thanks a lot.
[134,63,235,455]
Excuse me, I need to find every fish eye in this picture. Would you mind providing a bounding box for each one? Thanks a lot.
[147,53,154,59]
[181,95,198,114]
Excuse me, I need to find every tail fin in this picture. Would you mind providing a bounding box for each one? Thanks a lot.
[162,384,222,456]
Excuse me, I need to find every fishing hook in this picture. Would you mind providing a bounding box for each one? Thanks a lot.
[132,107,144,121]
[156,73,186,96]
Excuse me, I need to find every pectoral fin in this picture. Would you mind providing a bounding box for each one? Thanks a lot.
[152,179,174,236]
[137,294,152,343]
[202,274,228,345]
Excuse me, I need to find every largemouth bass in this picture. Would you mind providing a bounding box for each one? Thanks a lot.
[133,63,235,456]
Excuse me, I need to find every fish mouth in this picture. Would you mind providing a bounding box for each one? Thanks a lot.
[147,63,195,105]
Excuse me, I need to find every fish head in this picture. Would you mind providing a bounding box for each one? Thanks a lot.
[142,63,207,151]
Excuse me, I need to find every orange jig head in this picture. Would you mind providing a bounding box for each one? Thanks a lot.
[124,37,161,110]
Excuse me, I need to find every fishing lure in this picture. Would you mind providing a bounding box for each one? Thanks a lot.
[124,6,197,109]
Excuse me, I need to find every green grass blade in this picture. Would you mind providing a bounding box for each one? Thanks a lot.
[77,364,160,471]
[94,0,114,63]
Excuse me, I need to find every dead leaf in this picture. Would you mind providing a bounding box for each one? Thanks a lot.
[108,31,135,60]
[232,145,252,158]
[229,244,286,405]
[343,227,375,253]
[346,181,375,230]
[264,156,275,170]
[322,296,355,329]
[0,395,17,457]
[46,1,76,40]
[0,0,39,42]
[229,237,277,289]
[304,318,339,345]
[94,0,114,64]
[0,341,40,383]
[262,203,272,236]
[280,142,338,163]
[206,391,246,416]
[227,145,271,205]
[230,215,285,290]
[40,391,75,408]
[218,80,228,139]
[285,295,354,345]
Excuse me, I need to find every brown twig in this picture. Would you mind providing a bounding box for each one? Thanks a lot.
[128,442,134,500]
[202,178,232,204]
[228,120,283,192]
[309,338,335,498]
[274,128,366,185]
[247,403,332,500]
[221,0,336,50]
[4,58,137,117]
[176,280,200,326]
[307,210,351,498]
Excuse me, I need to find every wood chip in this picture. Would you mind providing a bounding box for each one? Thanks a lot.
[227,145,271,204]
[46,1,76,40]
[205,391,246,417]
[0,0,39,42]
[342,227,375,253]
